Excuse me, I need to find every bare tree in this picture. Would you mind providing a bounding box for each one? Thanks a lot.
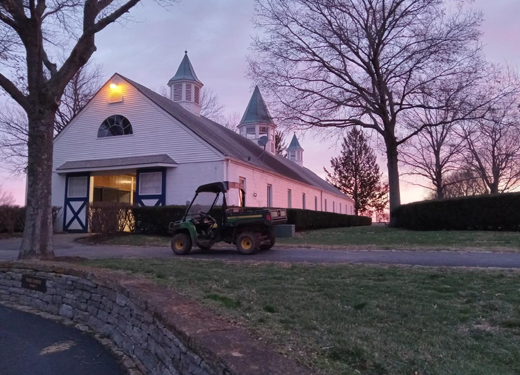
[0,0,175,259]
[461,68,520,194]
[218,111,241,132]
[442,169,487,198]
[249,0,487,220]
[400,88,468,199]
[200,87,225,121]
[0,61,103,174]
[274,130,287,155]
[0,186,15,205]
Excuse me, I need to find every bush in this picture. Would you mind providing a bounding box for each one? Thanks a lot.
[132,205,371,234]
[287,209,371,231]
[391,193,520,231]
[0,205,62,234]
[88,202,134,234]
[132,206,186,234]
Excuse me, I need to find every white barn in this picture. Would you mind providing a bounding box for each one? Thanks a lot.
[52,52,354,232]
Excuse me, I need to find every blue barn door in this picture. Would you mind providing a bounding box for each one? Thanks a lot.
[63,173,90,232]
[135,168,166,206]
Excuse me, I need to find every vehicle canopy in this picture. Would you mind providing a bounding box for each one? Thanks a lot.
[196,181,244,194]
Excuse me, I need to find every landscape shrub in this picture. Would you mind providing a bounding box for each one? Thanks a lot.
[287,209,371,231]
[88,202,134,234]
[132,206,186,234]
[0,206,61,234]
[132,205,371,234]
[391,193,520,231]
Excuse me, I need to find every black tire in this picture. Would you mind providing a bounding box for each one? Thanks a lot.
[236,232,259,255]
[171,233,192,255]
[260,231,276,250]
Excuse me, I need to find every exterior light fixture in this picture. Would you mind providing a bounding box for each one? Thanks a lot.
[108,83,123,103]
[110,83,118,90]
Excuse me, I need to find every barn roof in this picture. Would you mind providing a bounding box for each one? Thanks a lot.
[119,74,350,200]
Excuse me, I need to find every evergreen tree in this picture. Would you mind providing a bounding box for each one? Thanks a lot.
[325,128,388,216]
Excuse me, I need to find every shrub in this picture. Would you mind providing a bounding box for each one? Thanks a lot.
[0,206,61,234]
[132,206,186,234]
[391,193,520,231]
[132,205,371,234]
[88,202,134,234]
[287,209,371,231]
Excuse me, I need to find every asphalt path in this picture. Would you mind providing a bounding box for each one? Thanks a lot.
[0,304,125,375]
[2,235,520,268]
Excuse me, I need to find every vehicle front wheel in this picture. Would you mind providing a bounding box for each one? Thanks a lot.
[260,231,276,250]
[236,232,259,255]
[171,233,192,255]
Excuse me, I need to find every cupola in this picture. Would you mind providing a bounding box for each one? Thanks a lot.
[287,134,304,167]
[168,51,203,116]
[238,86,277,154]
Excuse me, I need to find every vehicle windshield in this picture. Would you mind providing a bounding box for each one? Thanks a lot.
[186,192,220,217]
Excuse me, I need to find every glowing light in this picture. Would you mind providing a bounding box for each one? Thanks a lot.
[110,83,118,90]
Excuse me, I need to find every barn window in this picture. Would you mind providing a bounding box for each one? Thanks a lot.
[174,84,182,101]
[97,115,133,138]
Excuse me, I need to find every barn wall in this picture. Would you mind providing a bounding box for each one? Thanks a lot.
[226,160,353,213]
[53,75,223,171]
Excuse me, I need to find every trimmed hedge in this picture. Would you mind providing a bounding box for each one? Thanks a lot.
[287,209,371,231]
[132,205,371,234]
[0,206,61,234]
[391,193,520,231]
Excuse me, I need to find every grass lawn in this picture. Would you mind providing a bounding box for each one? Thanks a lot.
[80,226,520,252]
[86,259,520,375]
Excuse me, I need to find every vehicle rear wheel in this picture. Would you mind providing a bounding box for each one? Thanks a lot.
[260,231,276,250]
[171,233,192,255]
[236,232,259,255]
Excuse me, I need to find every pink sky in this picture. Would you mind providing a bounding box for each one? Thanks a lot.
[2,0,519,205]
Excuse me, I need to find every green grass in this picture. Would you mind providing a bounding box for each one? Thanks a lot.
[278,226,520,251]
[86,258,520,375]
[80,226,520,252]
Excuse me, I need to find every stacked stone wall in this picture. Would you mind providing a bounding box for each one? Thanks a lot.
[0,262,307,375]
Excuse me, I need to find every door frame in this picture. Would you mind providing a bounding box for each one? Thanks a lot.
[63,172,91,233]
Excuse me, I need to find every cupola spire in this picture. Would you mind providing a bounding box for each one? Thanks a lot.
[287,134,304,167]
[238,86,277,154]
[167,51,203,116]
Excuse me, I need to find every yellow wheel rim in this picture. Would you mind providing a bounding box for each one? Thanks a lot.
[241,238,252,250]
[175,240,184,250]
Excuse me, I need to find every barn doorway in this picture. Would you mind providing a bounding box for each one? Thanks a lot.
[92,174,136,204]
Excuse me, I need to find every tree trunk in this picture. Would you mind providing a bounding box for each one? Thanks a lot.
[386,138,401,226]
[19,111,55,259]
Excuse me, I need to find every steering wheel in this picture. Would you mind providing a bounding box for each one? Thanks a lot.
[198,211,216,224]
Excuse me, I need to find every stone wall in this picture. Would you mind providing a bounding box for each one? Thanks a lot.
[0,262,308,375]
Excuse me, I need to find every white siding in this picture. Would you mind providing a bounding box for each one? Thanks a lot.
[53,75,222,171]
[165,161,225,205]
[226,160,354,213]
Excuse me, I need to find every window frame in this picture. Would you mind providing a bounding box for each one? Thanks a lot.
[287,189,292,208]
[97,115,133,138]
[138,171,163,196]
[267,184,273,207]
[67,176,89,198]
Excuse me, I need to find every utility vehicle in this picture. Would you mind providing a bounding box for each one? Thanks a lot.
[169,181,287,255]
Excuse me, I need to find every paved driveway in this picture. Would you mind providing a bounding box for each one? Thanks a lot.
[0,304,125,375]
[2,234,520,268]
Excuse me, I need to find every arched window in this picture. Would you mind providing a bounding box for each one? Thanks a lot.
[98,115,133,138]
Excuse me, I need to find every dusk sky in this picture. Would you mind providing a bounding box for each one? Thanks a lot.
[1,0,519,205]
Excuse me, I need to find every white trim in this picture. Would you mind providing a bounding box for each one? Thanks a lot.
[56,163,177,174]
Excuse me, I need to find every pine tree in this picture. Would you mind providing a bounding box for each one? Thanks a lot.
[325,128,388,216]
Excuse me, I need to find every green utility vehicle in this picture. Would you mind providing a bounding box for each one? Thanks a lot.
[169,181,287,255]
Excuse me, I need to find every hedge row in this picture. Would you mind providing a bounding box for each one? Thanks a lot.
[287,209,371,231]
[391,193,520,231]
[132,206,371,234]
[0,206,62,234]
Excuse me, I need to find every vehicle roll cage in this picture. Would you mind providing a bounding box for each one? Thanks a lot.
[183,181,246,221]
